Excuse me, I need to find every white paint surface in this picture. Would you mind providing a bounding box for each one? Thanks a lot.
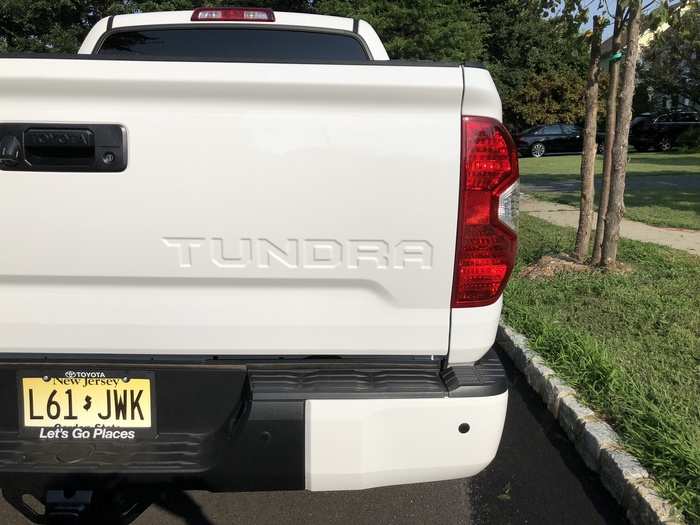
[1,22,505,360]
[306,392,508,490]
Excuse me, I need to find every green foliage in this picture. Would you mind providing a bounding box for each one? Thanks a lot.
[637,2,700,112]
[314,0,486,62]
[475,0,589,129]
[506,214,700,522]
[0,0,311,53]
[504,67,588,126]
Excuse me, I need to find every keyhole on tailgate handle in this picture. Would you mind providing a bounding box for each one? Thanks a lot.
[260,431,272,444]
[103,152,116,165]
[0,136,22,168]
[458,423,470,434]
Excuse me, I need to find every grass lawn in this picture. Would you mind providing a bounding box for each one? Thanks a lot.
[520,151,700,179]
[520,152,700,230]
[504,214,700,522]
[531,189,700,230]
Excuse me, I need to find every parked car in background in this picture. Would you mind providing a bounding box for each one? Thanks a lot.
[630,111,700,152]
[515,123,604,157]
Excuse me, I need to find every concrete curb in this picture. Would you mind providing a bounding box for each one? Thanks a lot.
[497,324,686,525]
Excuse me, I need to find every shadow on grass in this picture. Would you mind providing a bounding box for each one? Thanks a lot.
[524,175,700,193]
[536,189,699,215]
[632,154,700,168]
[625,190,700,215]
[532,188,700,229]
[630,169,700,177]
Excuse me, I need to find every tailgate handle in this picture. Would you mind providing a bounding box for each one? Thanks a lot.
[24,129,95,168]
[0,123,127,172]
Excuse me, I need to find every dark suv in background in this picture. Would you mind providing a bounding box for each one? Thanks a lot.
[629,111,699,152]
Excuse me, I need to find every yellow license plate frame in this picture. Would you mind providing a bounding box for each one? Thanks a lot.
[19,370,155,440]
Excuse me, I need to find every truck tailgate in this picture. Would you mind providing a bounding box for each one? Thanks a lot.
[0,58,463,357]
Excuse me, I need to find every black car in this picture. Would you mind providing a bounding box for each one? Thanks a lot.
[515,123,603,157]
[629,111,700,152]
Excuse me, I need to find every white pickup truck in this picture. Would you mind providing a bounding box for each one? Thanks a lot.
[0,7,519,523]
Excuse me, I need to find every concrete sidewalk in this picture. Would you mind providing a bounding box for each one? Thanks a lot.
[521,194,700,256]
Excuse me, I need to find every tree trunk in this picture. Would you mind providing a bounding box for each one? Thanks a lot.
[592,5,625,265]
[601,2,643,267]
[574,16,604,262]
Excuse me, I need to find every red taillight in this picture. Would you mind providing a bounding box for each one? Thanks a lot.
[452,116,519,308]
[191,7,275,22]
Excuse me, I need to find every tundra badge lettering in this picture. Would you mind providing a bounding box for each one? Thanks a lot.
[162,237,433,270]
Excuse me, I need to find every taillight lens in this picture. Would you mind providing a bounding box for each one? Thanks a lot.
[452,116,519,308]
[191,7,275,22]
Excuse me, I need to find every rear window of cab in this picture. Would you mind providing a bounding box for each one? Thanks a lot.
[97,27,371,61]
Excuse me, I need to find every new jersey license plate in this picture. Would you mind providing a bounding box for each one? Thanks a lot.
[19,371,155,440]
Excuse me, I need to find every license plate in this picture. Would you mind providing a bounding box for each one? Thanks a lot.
[19,371,154,440]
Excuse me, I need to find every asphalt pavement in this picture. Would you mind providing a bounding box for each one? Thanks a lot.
[0,348,629,524]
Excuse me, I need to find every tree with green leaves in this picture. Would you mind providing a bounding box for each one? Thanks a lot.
[474,0,589,130]
[0,0,312,53]
[568,0,671,267]
[0,0,484,59]
[637,1,699,111]
[314,0,486,62]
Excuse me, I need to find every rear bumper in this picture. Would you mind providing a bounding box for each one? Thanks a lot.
[0,351,507,493]
[307,392,507,491]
